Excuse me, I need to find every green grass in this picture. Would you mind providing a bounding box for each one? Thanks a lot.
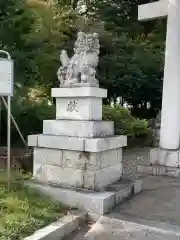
[0,170,67,240]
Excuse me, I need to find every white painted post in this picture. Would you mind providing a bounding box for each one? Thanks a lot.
[160,0,180,150]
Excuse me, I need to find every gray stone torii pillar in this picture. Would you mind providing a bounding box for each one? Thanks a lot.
[138,0,180,168]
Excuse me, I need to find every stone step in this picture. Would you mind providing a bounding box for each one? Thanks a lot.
[84,216,180,240]
[26,177,142,214]
[43,120,114,138]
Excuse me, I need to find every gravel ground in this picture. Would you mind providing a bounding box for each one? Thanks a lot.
[122,147,151,179]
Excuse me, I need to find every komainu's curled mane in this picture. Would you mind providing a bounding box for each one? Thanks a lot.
[57,31,100,87]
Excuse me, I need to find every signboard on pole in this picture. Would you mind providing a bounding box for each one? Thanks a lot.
[0,50,13,190]
[0,58,13,96]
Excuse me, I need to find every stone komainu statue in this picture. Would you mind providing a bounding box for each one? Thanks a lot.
[57,32,100,87]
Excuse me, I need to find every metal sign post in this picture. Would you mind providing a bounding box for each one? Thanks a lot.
[0,50,13,190]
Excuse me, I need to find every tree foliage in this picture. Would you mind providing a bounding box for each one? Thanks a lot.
[85,0,165,117]
[0,0,166,125]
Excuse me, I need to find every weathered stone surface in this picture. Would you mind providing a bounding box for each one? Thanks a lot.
[43,120,114,138]
[115,185,133,205]
[86,153,101,171]
[100,148,122,168]
[36,135,85,151]
[85,136,127,152]
[56,97,102,120]
[33,148,122,189]
[150,148,180,167]
[86,148,122,171]
[51,87,107,98]
[28,135,126,153]
[137,164,180,178]
[57,31,100,87]
[34,148,63,166]
[33,164,84,188]
[84,164,122,190]
[33,146,122,168]
[26,176,142,214]
[62,150,87,170]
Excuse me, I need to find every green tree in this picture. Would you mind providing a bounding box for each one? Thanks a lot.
[85,0,165,117]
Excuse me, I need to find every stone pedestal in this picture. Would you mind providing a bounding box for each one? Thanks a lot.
[138,148,180,178]
[150,148,180,167]
[28,86,142,213]
[28,87,127,190]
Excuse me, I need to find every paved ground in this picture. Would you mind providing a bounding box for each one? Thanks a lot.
[112,147,180,229]
[65,147,180,239]
[108,176,180,229]
[123,147,150,179]
[64,225,90,240]
[84,215,180,240]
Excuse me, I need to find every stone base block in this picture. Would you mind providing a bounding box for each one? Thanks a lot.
[43,120,114,138]
[150,148,180,167]
[56,97,102,120]
[33,164,122,190]
[28,135,127,152]
[84,164,122,190]
[33,147,123,190]
[33,164,84,188]
[51,87,107,98]
[51,87,107,121]
[26,177,142,214]
[33,147,122,171]
[137,165,180,178]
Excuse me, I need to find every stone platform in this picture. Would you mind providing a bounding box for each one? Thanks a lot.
[138,165,180,178]
[26,177,142,215]
[27,86,142,215]
[137,147,180,178]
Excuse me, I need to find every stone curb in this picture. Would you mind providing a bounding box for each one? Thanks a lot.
[23,211,87,240]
